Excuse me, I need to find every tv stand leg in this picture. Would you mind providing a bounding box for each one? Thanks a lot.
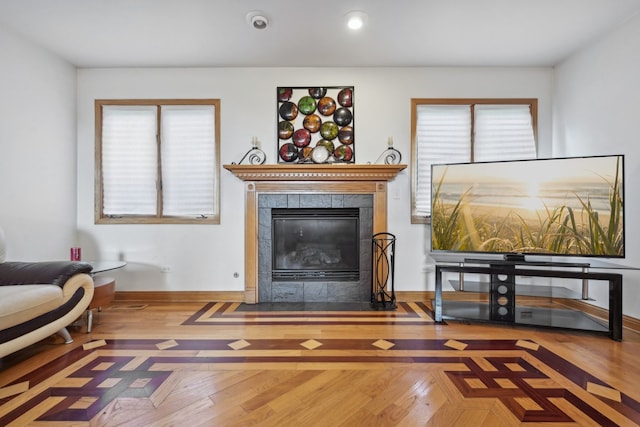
[610,275,623,341]
[434,266,443,323]
[582,267,589,299]
[459,271,464,291]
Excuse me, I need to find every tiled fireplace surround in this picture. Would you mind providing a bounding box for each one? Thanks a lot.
[258,193,373,302]
[224,164,406,304]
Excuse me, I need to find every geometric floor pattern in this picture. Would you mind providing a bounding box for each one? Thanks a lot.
[1,303,639,425]
[182,301,437,326]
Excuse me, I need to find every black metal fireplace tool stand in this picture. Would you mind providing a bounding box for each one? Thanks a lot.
[371,232,397,310]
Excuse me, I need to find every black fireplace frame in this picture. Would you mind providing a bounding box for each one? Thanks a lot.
[271,207,360,281]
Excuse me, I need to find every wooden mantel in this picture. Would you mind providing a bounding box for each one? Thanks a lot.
[224,163,407,304]
[223,163,406,181]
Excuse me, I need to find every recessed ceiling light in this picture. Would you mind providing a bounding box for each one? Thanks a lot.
[246,11,269,30]
[345,11,367,30]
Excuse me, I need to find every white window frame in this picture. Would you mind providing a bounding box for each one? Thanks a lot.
[95,99,221,224]
[410,98,538,224]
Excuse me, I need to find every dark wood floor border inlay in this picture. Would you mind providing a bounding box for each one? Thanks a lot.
[1,338,639,425]
[181,301,434,326]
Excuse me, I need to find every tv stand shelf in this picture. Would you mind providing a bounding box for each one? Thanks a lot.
[433,259,623,341]
[447,279,594,300]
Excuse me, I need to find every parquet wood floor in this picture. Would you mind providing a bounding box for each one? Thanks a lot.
[1,301,639,426]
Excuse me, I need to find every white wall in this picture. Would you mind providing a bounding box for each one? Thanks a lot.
[0,26,77,260]
[77,67,553,293]
[554,13,640,318]
[2,13,636,319]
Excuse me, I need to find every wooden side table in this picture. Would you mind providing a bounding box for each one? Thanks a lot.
[87,275,116,332]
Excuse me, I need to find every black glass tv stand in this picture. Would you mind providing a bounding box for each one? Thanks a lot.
[432,257,624,341]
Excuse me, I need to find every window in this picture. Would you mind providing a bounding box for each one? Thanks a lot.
[411,99,537,223]
[95,99,221,224]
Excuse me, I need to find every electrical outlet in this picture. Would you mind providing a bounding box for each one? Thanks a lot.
[161,266,171,273]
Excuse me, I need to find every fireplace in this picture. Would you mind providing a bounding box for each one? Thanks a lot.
[272,208,360,281]
[223,163,406,304]
[258,194,372,303]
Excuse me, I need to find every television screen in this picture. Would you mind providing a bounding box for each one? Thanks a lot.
[431,155,624,258]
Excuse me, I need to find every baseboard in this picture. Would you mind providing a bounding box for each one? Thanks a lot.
[397,290,490,302]
[116,291,432,304]
[114,291,245,303]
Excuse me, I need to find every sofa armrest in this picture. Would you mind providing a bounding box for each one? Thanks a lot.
[0,272,94,358]
[0,261,93,287]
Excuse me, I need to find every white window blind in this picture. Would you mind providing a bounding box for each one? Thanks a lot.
[474,105,537,162]
[414,102,537,218]
[99,102,218,221]
[102,106,158,215]
[415,105,471,217]
[161,106,216,216]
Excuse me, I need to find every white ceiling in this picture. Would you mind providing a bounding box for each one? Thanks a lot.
[0,0,639,68]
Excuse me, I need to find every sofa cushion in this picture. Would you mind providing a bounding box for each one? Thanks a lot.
[0,285,63,330]
[0,261,93,287]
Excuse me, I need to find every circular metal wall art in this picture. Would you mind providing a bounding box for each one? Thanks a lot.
[277,86,355,164]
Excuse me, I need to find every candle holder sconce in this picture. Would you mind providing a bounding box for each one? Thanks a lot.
[374,137,402,165]
[232,138,267,165]
[375,147,402,165]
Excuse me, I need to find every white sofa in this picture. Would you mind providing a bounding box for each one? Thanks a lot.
[0,228,94,358]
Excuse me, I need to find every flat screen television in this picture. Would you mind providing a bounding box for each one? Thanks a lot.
[430,154,624,260]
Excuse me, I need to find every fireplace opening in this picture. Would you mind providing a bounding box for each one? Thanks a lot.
[272,208,360,281]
